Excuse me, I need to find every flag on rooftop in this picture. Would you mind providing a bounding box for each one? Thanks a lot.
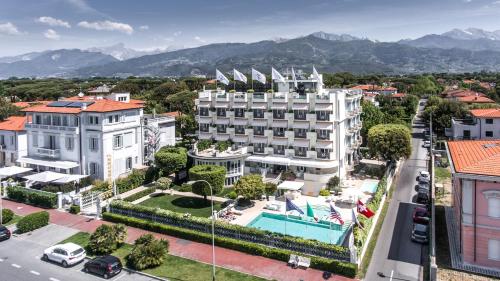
[291,67,298,88]
[306,202,319,222]
[286,198,304,215]
[271,67,285,83]
[351,208,364,229]
[216,69,230,85]
[357,199,375,218]
[252,68,266,84]
[329,204,344,225]
[233,69,247,84]
[312,66,323,86]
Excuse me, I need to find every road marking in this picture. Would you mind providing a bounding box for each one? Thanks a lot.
[30,270,40,275]
[11,263,21,268]
[390,270,394,281]
[49,278,60,281]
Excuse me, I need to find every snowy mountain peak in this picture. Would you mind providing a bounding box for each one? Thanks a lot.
[442,28,500,41]
[310,31,362,42]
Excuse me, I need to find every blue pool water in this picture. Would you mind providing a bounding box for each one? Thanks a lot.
[247,212,350,244]
[361,180,380,193]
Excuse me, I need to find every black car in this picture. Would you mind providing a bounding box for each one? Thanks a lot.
[0,225,11,241]
[84,255,122,279]
[417,190,429,204]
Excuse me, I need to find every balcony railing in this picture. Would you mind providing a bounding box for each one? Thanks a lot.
[294,150,307,157]
[253,113,265,119]
[37,147,60,158]
[274,149,285,155]
[253,129,265,136]
[273,113,285,119]
[316,114,331,121]
[254,147,265,153]
[317,134,331,140]
[234,129,245,135]
[294,114,307,120]
[273,130,285,137]
[317,152,330,159]
[252,92,266,100]
[25,123,78,132]
[294,132,307,139]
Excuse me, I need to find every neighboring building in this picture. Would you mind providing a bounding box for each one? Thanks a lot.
[442,89,486,100]
[0,116,27,167]
[192,76,362,194]
[19,92,175,180]
[446,140,500,270]
[388,93,406,101]
[447,108,500,140]
[349,85,398,95]
[456,95,495,105]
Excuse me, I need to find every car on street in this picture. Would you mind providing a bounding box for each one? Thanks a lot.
[412,207,430,224]
[0,225,11,241]
[411,223,429,243]
[417,182,430,194]
[43,243,86,267]
[84,255,122,279]
[416,190,429,204]
[418,171,430,183]
[423,141,431,148]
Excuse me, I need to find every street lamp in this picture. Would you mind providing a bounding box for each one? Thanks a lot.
[187,180,216,281]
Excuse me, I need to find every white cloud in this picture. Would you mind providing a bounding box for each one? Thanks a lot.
[139,25,149,30]
[194,36,206,43]
[37,16,71,28]
[0,22,21,35]
[43,29,60,40]
[77,20,134,34]
[493,0,500,4]
[173,31,182,37]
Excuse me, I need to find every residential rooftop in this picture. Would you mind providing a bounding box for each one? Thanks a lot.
[448,140,500,177]
[457,95,495,104]
[470,108,500,118]
[0,116,27,131]
[21,96,143,114]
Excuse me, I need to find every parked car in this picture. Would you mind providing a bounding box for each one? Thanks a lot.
[418,171,430,183]
[412,207,430,224]
[417,183,430,194]
[411,223,429,243]
[416,190,429,204]
[43,243,86,267]
[0,225,11,241]
[84,255,122,279]
[423,141,431,148]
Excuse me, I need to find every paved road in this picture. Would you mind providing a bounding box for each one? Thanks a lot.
[0,224,157,281]
[365,101,429,281]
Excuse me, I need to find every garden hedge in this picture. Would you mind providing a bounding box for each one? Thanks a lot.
[189,165,226,197]
[17,211,49,233]
[123,187,156,202]
[103,212,357,278]
[1,208,14,224]
[7,186,57,208]
[116,169,146,194]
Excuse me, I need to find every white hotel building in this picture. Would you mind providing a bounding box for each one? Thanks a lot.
[19,92,175,181]
[191,76,362,194]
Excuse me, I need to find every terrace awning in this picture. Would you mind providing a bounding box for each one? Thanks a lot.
[278,181,304,191]
[17,156,79,170]
[23,171,66,183]
[0,166,33,178]
[51,174,88,184]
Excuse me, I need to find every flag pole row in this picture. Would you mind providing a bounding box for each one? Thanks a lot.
[214,67,323,87]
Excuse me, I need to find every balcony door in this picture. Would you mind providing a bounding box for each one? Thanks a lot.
[48,135,56,149]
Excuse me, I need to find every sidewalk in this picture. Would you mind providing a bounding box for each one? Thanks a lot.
[3,200,357,281]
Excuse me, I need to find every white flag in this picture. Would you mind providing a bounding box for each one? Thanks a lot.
[216,69,230,85]
[233,69,247,84]
[271,67,285,83]
[312,66,323,86]
[291,67,298,88]
[252,68,266,84]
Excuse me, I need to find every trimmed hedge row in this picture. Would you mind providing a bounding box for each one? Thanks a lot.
[108,200,350,260]
[123,187,156,202]
[17,211,49,233]
[7,186,57,208]
[116,169,147,194]
[103,212,357,278]
[1,208,14,224]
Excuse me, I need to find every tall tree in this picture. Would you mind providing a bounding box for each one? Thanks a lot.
[368,124,412,161]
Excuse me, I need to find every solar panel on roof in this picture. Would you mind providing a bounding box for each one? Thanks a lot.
[66,101,95,108]
[47,101,72,107]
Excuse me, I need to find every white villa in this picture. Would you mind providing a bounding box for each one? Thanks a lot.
[447,108,500,140]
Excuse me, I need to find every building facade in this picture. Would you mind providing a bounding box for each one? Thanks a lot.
[447,109,500,140]
[447,140,500,270]
[192,76,362,194]
[0,116,28,167]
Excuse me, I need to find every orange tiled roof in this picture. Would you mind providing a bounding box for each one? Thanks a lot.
[457,95,495,104]
[443,89,486,98]
[448,140,500,177]
[13,101,50,108]
[130,99,145,105]
[163,111,181,118]
[390,93,406,98]
[22,98,143,114]
[470,108,500,118]
[350,85,397,91]
[0,116,27,131]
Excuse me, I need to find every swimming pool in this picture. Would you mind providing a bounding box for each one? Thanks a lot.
[247,212,350,244]
[361,180,380,193]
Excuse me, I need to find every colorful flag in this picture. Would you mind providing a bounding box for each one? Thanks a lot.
[291,67,298,88]
[351,208,364,229]
[216,69,230,85]
[306,202,319,222]
[271,67,285,83]
[286,198,304,215]
[357,199,375,218]
[329,204,344,225]
[312,66,323,86]
[233,69,247,84]
[252,68,266,84]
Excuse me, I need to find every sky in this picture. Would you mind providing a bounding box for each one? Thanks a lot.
[1,0,500,56]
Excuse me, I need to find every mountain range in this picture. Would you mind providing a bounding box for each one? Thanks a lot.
[2,28,500,78]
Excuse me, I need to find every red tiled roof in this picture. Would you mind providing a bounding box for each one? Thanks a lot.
[13,101,50,108]
[457,96,495,104]
[163,111,181,118]
[470,108,500,118]
[130,99,145,105]
[21,97,143,114]
[389,93,406,98]
[0,116,27,131]
[448,140,500,177]
[443,89,486,98]
[350,85,397,91]
[21,104,82,114]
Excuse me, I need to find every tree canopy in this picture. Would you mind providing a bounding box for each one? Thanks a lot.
[188,165,226,199]
[154,146,188,176]
[234,174,265,200]
[368,124,412,161]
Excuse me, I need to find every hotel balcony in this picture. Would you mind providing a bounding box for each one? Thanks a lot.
[37,147,60,158]
[291,93,310,103]
[215,92,229,102]
[251,92,268,102]
[25,123,79,134]
[272,92,288,103]
[316,151,333,160]
[198,91,212,102]
[315,93,333,103]
[233,92,247,102]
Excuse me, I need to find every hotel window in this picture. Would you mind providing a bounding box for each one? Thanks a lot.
[113,135,123,149]
[486,131,493,137]
[52,115,61,126]
[89,162,98,176]
[199,107,209,116]
[234,108,245,118]
[108,116,113,123]
[32,133,38,147]
[216,108,226,117]
[200,124,209,132]
[11,153,15,161]
[488,197,500,218]
[89,137,99,151]
[35,115,41,124]
[126,157,133,171]
[65,137,74,151]
[124,132,133,147]
[486,119,494,124]
[88,116,99,125]
[62,116,68,126]
[10,136,14,145]
[114,115,120,123]
[488,239,500,261]
[0,135,4,145]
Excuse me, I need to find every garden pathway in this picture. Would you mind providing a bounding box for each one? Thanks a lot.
[2,200,357,281]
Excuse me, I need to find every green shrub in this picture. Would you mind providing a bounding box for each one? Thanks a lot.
[156,177,172,191]
[234,174,265,199]
[1,208,14,224]
[196,139,212,152]
[87,224,127,255]
[319,189,330,196]
[126,234,168,270]
[92,180,110,192]
[7,186,57,208]
[227,191,237,199]
[103,213,356,278]
[189,165,226,199]
[123,187,156,202]
[116,169,147,194]
[265,182,277,196]
[215,141,230,152]
[17,211,49,233]
[41,183,76,194]
[69,205,80,214]
[178,184,192,192]
[155,146,188,176]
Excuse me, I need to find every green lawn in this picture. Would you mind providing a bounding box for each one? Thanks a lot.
[435,167,451,182]
[61,232,267,281]
[139,194,222,217]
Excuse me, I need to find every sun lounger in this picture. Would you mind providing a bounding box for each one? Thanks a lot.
[288,254,311,269]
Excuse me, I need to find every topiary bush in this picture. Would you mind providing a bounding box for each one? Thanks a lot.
[227,191,237,199]
[156,177,172,192]
[126,234,169,270]
[17,211,49,233]
[189,165,226,200]
[234,174,265,200]
[319,189,330,196]
[69,204,80,214]
[154,146,188,176]
[87,224,127,255]
[1,208,14,224]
